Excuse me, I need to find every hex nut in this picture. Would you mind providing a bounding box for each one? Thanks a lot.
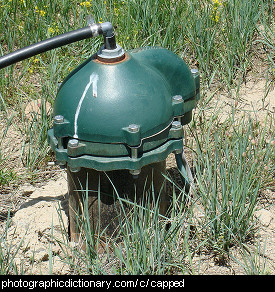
[172,95,183,102]
[54,115,64,123]
[68,139,79,148]
[130,169,141,179]
[128,124,140,133]
[69,166,81,173]
[171,121,182,129]
[191,68,199,76]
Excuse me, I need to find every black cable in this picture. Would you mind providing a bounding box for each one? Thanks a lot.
[0,26,94,69]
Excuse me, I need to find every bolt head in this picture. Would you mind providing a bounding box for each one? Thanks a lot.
[130,169,141,179]
[54,115,64,123]
[69,166,81,173]
[128,124,140,133]
[56,160,66,167]
[172,121,182,129]
[191,68,199,76]
[68,139,79,148]
[173,95,183,102]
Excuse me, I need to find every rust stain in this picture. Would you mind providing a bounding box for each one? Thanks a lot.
[93,53,129,65]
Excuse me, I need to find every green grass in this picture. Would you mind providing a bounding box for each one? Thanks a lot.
[0,0,274,275]
[0,210,23,275]
[0,167,16,185]
[191,114,274,253]
[55,185,199,275]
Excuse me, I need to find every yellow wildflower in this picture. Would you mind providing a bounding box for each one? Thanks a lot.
[211,13,220,23]
[211,0,223,23]
[39,10,46,16]
[35,6,46,17]
[33,58,40,63]
[47,23,60,36]
[48,27,55,35]
[80,1,92,8]
[213,0,222,6]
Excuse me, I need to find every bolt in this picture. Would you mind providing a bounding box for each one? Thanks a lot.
[54,115,64,124]
[171,121,182,129]
[70,166,81,173]
[191,68,199,77]
[172,95,183,102]
[131,147,138,159]
[68,139,79,148]
[130,169,140,179]
[128,124,140,133]
[173,149,182,155]
[57,137,64,150]
[56,160,66,167]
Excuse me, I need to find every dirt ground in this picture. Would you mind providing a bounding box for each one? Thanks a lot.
[0,75,274,275]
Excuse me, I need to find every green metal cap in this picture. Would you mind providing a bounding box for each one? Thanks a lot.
[53,47,198,145]
[48,46,199,171]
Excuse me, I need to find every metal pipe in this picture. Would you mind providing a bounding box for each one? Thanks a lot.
[0,22,116,69]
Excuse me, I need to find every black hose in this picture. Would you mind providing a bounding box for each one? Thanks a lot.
[0,26,95,69]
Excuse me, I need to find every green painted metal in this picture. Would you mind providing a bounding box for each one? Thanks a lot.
[48,46,199,171]
[48,125,183,171]
[48,131,183,171]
